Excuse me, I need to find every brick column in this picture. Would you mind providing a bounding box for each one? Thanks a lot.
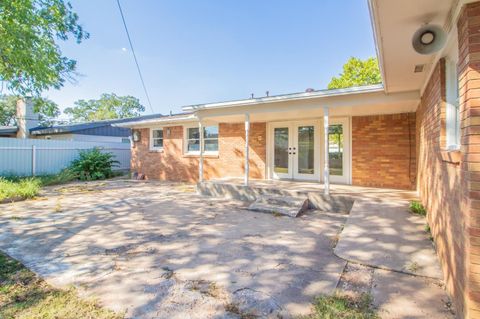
[459,2,480,317]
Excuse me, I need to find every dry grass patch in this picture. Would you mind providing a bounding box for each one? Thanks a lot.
[0,252,121,319]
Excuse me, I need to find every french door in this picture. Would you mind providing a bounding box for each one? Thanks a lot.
[271,121,319,181]
[328,118,350,184]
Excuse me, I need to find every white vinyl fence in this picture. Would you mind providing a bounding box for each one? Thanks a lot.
[0,138,131,176]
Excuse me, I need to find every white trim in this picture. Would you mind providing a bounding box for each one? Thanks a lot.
[199,121,204,182]
[149,127,164,152]
[244,113,250,186]
[115,114,197,128]
[182,85,384,111]
[367,0,388,92]
[328,117,351,185]
[183,123,219,156]
[349,116,353,185]
[445,30,460,150]
[323,107,330,195]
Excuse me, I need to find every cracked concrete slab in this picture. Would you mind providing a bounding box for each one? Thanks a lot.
[334,199,442,279]
[372,269,454,318]
[0,180,347,318]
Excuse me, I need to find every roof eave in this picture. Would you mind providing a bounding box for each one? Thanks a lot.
[181,84,385,112]
[113,115,198,128]
[367,0,388,93]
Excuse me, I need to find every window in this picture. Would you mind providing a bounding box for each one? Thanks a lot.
[150,128,163,150]
[185,125,219,154]
[445,33,460,150]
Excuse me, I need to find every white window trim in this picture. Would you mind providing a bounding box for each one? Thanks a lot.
[183,124,219,155]
[444,30,460,151]
[149,128,164,151]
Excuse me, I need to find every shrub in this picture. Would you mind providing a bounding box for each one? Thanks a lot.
[409,201,427,216]
[69,148,119,181]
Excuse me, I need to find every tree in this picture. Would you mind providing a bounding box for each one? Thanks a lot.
[64,93,145,122]
[0,95,60,126]
[327,57,382,89]
[0,0,88,97]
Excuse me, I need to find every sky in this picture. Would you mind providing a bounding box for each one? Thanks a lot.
[46,0,377,117]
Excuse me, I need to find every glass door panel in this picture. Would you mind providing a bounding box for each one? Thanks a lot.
[328,124,343,176]
[328,118,350,184]
[297,126,314,175]
[273,127,291,178]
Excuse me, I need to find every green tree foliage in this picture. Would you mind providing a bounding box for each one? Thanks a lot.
[0,95,60,126]
[64,93,145,122]
[0,0,88,96]
[327,57,382,89]
[70,148,119,181]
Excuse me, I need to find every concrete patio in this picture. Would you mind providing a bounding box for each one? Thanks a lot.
[0,179,453,318]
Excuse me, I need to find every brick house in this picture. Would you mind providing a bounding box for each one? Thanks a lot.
[118,0,480,317]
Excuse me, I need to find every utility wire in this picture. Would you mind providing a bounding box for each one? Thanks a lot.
[116,0,154,114]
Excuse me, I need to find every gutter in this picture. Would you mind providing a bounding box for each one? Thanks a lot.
[181,84,385,111]
[113,114,197,128]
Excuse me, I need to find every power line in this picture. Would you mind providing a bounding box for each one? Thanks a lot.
[116,0,154,114]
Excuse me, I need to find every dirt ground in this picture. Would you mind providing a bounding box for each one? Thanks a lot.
[0,180,348,318]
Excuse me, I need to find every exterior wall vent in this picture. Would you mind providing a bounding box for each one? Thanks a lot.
[414,64,425,73]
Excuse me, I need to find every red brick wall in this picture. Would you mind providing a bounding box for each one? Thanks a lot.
[352,113,416,189]
[130,123,266,182]
[415,3,480,317]
[416,58,467,318]
[459,3,480,317]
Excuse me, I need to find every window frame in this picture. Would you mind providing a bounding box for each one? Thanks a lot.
[444,31,460,151]
[149,128,164,151]
[183,124,219,155]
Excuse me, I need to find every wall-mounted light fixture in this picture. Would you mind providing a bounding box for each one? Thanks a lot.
[166,128,171,137]
[132,130,141,142]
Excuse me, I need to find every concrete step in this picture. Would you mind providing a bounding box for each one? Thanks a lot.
[247,195,309,218]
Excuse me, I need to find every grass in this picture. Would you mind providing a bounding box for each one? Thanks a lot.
[0,251,121,319]
[425,224,434,241]
[409,201,427,216]
[302,292,379,319]
[0,178,41,202]
[0,168,88,203]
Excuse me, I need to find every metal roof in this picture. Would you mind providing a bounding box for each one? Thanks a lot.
[29,116,156,135]
[0,126,18,135]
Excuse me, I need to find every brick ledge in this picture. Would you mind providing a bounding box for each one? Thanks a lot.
[440,150,461,164]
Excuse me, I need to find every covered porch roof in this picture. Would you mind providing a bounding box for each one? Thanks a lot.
[187,85,419,124]
[118,84,419,128]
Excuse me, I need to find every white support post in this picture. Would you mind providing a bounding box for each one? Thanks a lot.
[31,145,36,176]
[323,107,329,195]
[199,121,204,182]
[244,113,250,186]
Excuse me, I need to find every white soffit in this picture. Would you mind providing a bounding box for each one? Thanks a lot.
[369,0,455,93]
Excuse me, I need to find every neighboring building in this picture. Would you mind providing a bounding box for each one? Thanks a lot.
[0,126,18,138]
[0,99,144,143]
[117,1,480,317]
[30,120,133,143]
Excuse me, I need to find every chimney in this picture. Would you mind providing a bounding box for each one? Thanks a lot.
[16,98,40,139]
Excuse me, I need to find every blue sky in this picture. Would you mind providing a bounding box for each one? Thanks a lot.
[46,0,376,116]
